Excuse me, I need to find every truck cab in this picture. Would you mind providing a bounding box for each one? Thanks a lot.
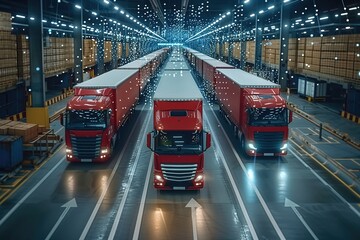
[64,88,115,162]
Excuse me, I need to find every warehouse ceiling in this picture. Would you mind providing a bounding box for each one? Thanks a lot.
[0,0,359,42]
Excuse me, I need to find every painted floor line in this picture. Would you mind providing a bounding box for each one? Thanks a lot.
[108,110,152,240]
[132,155,153,240]
[0,156,65,226]
[204,113,259,240]
[79,104,147,240]
[208,108,286,240]
[289,146,360,218]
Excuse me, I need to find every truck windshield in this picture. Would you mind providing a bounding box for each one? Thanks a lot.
[248,107,288,126]
[65,109,107,130]
[154,130,203,155]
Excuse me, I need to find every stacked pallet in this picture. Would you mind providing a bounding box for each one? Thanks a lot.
[0,119,43,143]
[288,38,297,69]
[232,42,241,60]
[104,40,112,63]
[246,40,255,63]
[0,12,18,92]
[43,37,74,77]
[83,38,97,68]
[17,35,30,81]
[303,37,321,73]
[262,39,280,66]
[296,38,306,70]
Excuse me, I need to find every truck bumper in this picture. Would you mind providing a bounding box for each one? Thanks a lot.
[153,171,204,190]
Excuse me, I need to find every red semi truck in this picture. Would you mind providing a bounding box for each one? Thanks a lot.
[215,68,292,156]
[147,70,211,190]
[63,69,139,162]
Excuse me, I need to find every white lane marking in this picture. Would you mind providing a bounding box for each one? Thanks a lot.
[132,155,153,240]
[186,198,202,240]
[79,105,147,240]
[204,114,259,240]
[289,147,360,218]
[55,126,64,135]
[207,110,286,240]
[285,198,319,240]
[45,198,78,240]
[0,157,65,226]
[108,111,152,240]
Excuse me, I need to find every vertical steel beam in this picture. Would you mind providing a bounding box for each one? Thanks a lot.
[97,23,105,75]
[28,0,44,107]
[111,29,118,69]
[254,14,263,71]
[278,2,290,90]
[240,22,246,70]
[73,0,83,83]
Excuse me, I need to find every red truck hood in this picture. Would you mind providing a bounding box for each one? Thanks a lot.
[67,95,111,110]
[245,94,286,108]
[154,110,202,131]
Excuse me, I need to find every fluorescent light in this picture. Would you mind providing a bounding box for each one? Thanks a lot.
[244,0,250,3]
[104,0,109,4]
[259,10,264,14]
[30,17,35,20]
[320,16,328,20]
[349,7,357,11]
[340,12,348,16]
[284,0,290,2]
[92,11,97,16]
[268,5,274,10]
[16,15,25,18]
[114,6,119,10]
[120,10,125,14]
[75,5,81,9]
[42,20,47,23]
[250,13,255,17]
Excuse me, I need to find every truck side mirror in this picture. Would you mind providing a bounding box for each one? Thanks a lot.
[206,132,211,150]
[147,132,154,151]
[288,109,293,123]
[203,131,211,151]
[59,113,64,126]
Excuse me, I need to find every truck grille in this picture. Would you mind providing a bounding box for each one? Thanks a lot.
[161,164,198,182]
[70,135,101,159]
[254,132,284,152]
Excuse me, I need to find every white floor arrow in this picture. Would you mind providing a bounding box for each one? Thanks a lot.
[186,198,201,240]
[45,198,78,240]
[285,198,318,240]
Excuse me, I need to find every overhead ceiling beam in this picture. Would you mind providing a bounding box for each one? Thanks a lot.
[149,0,165,26]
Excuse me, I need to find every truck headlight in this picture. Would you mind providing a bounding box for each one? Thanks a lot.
[248,143,257,150]
[194,174,203,182]
[101,148,109,154]
[280,143,287,150]
[155,174,164,182]
[66,148,72,153]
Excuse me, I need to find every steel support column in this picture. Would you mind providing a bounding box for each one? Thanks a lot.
[254,14,263,71]
[278,2,290,90]
[74,0,83,83]
[97,23,105,75]
[240,22,246,70]
[28,0,45,107]
[111,32,118,69]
